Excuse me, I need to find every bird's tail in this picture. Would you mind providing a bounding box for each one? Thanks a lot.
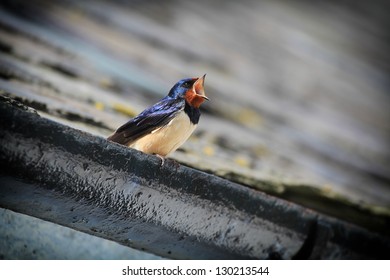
[107,131,129,146]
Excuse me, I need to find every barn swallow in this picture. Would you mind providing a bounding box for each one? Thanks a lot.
[108,75,208,163]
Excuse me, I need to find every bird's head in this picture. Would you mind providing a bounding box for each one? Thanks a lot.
[168,74,209,108]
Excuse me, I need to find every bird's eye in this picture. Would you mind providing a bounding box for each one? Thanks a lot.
[183,81,192,88]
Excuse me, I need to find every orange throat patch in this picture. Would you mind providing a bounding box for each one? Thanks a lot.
[184,90,205,108]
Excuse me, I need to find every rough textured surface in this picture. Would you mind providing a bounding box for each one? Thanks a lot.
[0,0,389,259]
[0,0,389,231]
[1,100,389,259]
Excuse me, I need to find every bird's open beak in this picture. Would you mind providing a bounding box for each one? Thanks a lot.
[193,74,209,101]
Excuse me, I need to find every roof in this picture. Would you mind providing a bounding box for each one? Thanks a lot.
[0,0,389,258]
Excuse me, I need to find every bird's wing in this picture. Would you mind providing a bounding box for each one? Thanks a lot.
[108,97,185,146]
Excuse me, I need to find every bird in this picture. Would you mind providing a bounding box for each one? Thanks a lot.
[107,74,209,164]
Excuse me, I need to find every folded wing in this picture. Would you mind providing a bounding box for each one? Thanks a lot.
[108,97,185,146]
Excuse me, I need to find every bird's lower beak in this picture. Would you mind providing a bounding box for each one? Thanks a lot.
[194,74,209,101]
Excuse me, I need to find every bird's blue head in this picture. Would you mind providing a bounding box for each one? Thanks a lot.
[167,75,209,108]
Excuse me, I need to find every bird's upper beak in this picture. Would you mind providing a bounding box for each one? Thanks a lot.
[193,74,209,101]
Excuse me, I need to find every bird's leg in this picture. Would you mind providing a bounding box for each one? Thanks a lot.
[154,154,165,166]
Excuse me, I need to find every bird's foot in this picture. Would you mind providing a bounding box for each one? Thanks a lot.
[154,154,165,166]
[153,154,181,169]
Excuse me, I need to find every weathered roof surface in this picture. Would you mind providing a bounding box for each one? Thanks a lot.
[0,0,389,233]
[1,100,389,259]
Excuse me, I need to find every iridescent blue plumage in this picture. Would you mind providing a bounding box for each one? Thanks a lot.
[114,97,185,143]
[167,78,195,99]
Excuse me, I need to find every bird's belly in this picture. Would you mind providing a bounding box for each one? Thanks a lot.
[129,110,197,156]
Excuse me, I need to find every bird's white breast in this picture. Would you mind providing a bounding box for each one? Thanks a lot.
[129,109,197,156]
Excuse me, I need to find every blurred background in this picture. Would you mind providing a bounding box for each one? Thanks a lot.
[0,0,389,232]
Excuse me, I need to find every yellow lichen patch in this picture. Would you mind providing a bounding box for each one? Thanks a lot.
[203,146,215,156]
[112,103,137,117]
[237,108,262,127]
[322,184,333,194]
[94,101,105,111]
[99,77,115,89]
[234,156,250,168]
[252,145,269,157]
